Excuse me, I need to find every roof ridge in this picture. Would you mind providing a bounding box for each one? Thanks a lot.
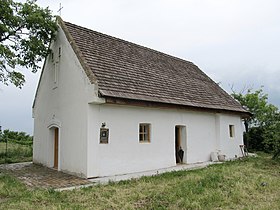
[63,20,196,67]
[63,20,219,85]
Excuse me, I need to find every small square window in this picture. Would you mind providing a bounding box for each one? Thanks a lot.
[229,125,235,138]
[139,123,150,143]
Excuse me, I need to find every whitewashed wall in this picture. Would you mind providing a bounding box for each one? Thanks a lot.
[219,114,244,158]
[33,25,93,177]
[87,104,244,178]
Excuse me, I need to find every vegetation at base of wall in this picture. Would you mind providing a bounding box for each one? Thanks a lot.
[231,87,280,158]
[0,129,33,164]
[0,153,280,209]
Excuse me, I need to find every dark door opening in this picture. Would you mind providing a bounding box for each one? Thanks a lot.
[175,125,186,164]
[175,126,181,163]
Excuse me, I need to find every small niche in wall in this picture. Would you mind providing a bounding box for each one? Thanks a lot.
[229,125,235,138]
[58,47,61,58]
[51,52,54,62]
[100,123,109,144]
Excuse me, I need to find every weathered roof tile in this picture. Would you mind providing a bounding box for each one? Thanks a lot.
[62,21,248,114]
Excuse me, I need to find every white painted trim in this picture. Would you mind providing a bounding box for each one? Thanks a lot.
[47,118,62,129]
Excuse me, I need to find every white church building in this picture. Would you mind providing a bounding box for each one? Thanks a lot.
[32,18,249,178]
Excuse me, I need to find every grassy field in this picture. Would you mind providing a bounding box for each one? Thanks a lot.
[0,142,32,164]
[0,154,280,209]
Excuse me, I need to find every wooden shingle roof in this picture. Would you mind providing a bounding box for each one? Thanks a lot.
[60,19,248,115]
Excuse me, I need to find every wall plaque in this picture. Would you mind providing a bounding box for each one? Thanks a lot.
[100,128,109,144]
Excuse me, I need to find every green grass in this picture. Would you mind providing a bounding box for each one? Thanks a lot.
[0,153,280,209]
[0,142,32,164]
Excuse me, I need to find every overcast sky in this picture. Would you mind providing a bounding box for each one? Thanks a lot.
[0,0,279,134]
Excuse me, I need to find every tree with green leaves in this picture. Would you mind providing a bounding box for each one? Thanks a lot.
[0,0,57,88]
[263,113,280,158]
[232,88,279,127]
[1,129,33,143]
[232,88,280,158]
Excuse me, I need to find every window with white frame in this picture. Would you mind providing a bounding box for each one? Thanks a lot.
[139,123,151,143]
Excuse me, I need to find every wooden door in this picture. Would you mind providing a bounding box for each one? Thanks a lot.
[54,128,59,169]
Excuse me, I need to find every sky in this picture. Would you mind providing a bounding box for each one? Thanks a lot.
[0,0,279,134]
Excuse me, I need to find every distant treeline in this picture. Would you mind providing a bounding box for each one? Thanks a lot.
[0,129,33,145]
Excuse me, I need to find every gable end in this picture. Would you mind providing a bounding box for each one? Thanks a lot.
[57,17,97,85]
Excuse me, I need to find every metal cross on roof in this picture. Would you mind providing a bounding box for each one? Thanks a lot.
[57,3,63,17]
